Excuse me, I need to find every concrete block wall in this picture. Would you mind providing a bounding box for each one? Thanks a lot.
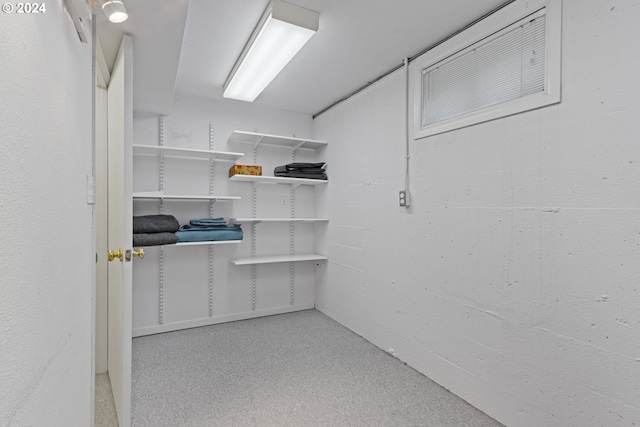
[313,1,640,425]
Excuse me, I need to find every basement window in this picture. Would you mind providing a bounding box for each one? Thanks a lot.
[412,0,561,139]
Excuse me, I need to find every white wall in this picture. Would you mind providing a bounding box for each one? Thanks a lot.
[132,96,321,335]
[314,1,640,426]
[0,4,93,426]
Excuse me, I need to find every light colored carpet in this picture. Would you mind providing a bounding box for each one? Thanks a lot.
[95,373,118,427]
[131,309,502,427]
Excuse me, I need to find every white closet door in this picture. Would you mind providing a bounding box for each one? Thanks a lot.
[107,35,134,427]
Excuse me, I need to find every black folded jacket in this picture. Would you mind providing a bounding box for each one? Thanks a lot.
[133,232,179,247]
[281,162,325,171]
[274,162,327,180]
[275,162,324,171]
[274,166,325,175]
[133,214,180,234]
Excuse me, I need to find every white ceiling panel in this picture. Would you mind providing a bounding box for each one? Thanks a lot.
[95,0,510,116]
[94,0,189,115]
[175,0,509,115]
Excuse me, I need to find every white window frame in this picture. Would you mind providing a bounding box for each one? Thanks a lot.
[412,0,561,139]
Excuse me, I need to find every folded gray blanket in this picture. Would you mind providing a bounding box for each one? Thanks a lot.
[278,162,325,171]
[133,215,179,234]
[274,166,325,175]
[133,232,179,247]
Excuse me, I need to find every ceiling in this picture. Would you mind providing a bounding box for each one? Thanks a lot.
[95,0,508,116]
[94,0,189,115]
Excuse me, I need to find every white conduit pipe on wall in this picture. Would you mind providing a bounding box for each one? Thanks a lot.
[311,1,515,120]
[403,58,411,208]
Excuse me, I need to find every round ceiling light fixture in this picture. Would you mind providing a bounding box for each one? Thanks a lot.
[102,0,128,23]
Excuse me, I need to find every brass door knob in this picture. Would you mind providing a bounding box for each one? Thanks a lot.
[108,248,123,262]
[132,248,145,259]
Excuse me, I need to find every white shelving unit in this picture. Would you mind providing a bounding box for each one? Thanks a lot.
[227,129,328,309]
[229,218,328,224]
[132,140,243,205]
[229,174,327,188]
[229,218,327,265]
[133,144,244,162]
[133,191,240,202]
[228,130,327,150]
[133,120,246,332]
[232,254,328,266]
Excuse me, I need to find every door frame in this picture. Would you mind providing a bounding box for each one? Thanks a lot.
[94,20,112,379]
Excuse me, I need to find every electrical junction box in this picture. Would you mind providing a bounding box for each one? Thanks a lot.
[399,190,410,207]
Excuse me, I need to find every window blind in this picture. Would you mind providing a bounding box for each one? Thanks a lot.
[422,14,547,127]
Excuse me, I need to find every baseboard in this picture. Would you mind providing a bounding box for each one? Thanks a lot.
[132,302,315,337]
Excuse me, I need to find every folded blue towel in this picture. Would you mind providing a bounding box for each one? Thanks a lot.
[175,229,243,242]
[179,224,241,231]
[189,218,227,227]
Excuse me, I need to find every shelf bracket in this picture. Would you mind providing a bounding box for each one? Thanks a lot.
[292,141,305,152]
[252,136,263,155]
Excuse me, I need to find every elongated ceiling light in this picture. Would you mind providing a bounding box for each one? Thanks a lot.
[223,0,319,102]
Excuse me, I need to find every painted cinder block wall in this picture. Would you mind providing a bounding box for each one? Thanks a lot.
[314,1,640,426]
[0,5,93,426]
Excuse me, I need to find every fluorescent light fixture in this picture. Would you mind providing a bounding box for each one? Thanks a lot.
[102,0,128,23]
[223,0,319,102]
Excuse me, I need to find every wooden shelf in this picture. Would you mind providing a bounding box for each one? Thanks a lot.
[133,144,245,162]
[231,254,328,266]
[228,130,327,150]
[133,192,240,202]
[229,174,327,187]
[229,218,328,224]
